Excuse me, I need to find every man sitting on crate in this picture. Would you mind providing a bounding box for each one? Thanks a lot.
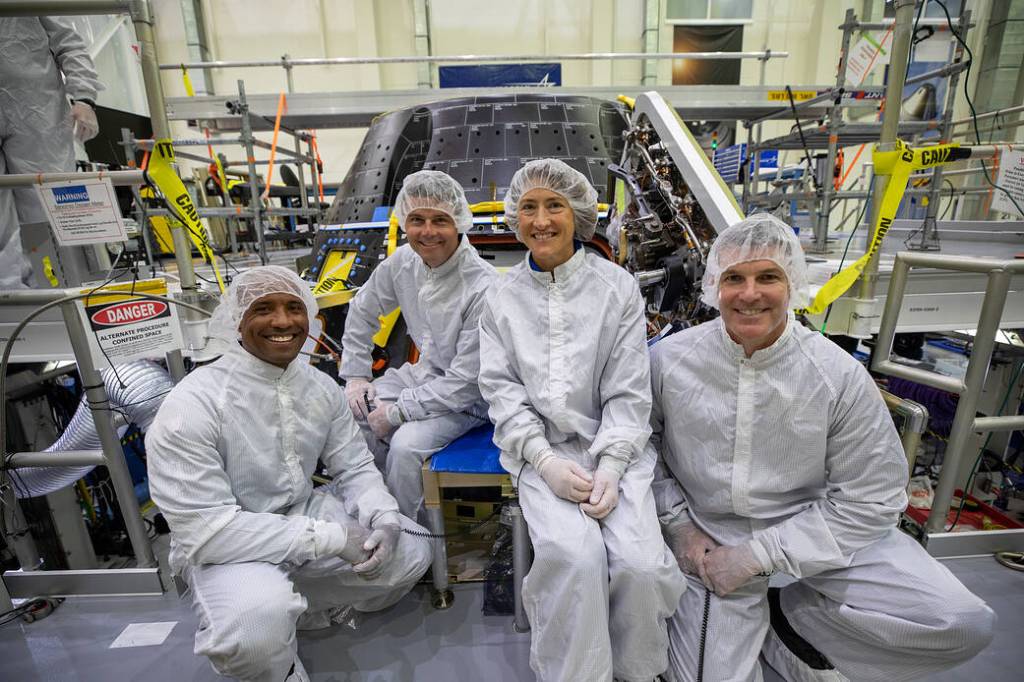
[147,266,430,682]
[340,170,498,522]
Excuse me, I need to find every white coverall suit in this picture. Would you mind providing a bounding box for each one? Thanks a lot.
[0,17,101,287]
[340,235,497,519]
[147,346,431,682]
[651,316,995,682]
[478,248,686,682]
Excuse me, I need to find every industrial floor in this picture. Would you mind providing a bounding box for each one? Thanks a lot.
[0,555,1021,681]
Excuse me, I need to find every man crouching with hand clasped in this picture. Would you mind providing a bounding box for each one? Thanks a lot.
[147,266,430,682]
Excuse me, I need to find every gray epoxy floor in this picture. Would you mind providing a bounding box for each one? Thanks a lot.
[1,557,1021,681]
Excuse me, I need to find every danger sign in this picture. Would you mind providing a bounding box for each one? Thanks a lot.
[77,278,185,368]
[91,301,169,327]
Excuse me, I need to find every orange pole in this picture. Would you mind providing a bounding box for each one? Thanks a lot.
[261,92,287,200]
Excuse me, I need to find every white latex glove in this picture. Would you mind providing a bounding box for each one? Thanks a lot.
[344,378,376,419]
[534,451,593,503]
[352,523,401,580]
[579,467,620,519]
[70,101,99,142]
[666,520,719,590]
[338,523,372,564]
[367,401,397,441]
[704,542,766,597]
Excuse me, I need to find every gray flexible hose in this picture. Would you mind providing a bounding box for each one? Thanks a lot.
[12,360,174,499]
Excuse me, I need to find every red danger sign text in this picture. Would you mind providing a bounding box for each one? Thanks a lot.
[90,300,168,327]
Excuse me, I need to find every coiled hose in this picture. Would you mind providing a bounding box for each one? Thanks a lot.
[12,360,174,498]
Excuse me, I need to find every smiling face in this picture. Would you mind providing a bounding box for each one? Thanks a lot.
[404,207,461,268]
[238,292,309,368]
[517,187,576,271]
[717,258,791,357]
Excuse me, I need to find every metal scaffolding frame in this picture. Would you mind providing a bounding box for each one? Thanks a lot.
[739,4,979,255]
[0,287,201,607]
[871,252,1024,558]
[120,79,325,265]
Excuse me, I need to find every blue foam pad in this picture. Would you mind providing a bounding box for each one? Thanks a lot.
[430,424,504,474]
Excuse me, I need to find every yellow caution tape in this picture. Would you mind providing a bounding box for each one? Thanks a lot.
[313,253,357,296]
[42,256,59,287]
[180,65,195,97]
[387,213,400,256]
[798,140,964,315]
[147,139,227,293]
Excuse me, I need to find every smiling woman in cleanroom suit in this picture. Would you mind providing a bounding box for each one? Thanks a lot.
[478,158,686,682]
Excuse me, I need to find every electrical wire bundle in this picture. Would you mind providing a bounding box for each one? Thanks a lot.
[931,0,1023,217]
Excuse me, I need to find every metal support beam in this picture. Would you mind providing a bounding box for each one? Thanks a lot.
[870,253,1024,540]
[510,501,531,633]
[3,568,163,598]
[811,8,856,254]
[59,300,157,567]
[951,103,1024,128]
[642,0,660,86]
[124,0,200,291]
[7,450,106,468]
[164,349,187,383]
[180,0,214,95]
[160,51,789,71]
[0,0,131,15]
[744,89,837,127]
[857,0,916,302]
[281,55,311,223]
[0,170,145,189]
[915,8,971,251]
[236,80,268,264]
[413,0,432,89]
[46,485,97,569]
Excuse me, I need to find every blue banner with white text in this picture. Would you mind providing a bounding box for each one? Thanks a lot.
[438,63,561,88]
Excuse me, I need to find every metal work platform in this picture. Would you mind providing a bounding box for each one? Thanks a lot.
[758,121,939,150]
[803,219,1024,335]
[166,85,886,131]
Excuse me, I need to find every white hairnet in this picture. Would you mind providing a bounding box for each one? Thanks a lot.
[700,213,809,310]
[504,159,600,242]
[207,265,318,342]
[393,170,473,233]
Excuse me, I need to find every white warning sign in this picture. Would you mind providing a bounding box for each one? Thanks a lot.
[77,278,184,368]
[991,149,1024,218]
[35,178,128,246]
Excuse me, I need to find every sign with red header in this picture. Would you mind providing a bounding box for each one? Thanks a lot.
[76,278,185,368]
[91,300,169,327]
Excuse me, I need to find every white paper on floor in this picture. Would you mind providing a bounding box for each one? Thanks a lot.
[109,621,178,648]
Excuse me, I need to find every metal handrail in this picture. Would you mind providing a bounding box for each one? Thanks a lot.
[0,170,145,189]
[159,50,789,71]
[880,390,929,476]
[871,252,1024,536]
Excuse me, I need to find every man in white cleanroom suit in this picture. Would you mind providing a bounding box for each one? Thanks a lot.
[147,266,431,682]
[651,214,995,682]
[341,170,497,520]
[478,158,686,682]
[0,16,102,287]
